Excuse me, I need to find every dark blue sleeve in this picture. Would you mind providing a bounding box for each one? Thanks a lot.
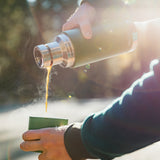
[81,59,160,159]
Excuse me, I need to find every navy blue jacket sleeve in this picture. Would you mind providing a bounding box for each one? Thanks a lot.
[81,59,160,159]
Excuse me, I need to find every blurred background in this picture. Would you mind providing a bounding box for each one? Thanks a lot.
[0,0,160,105]
[1,0,160,160]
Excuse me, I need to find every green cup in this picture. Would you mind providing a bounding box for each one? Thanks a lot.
[28,116,68,153]
[29,116,68,130]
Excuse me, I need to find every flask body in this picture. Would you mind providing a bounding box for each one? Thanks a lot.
[64,21,137,68]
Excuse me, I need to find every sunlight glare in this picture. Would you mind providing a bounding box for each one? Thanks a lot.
[27,0,36,4]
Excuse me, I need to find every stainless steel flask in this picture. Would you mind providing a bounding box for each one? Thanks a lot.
[33,21,137,69]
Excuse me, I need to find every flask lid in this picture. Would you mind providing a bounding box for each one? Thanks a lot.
[34,44,52,68]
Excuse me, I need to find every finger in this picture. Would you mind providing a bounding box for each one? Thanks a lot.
[20,141,42,152]
[38,153,46,160]
[22,130,41,141]
[62,19,78,31]
[79,21,92,39]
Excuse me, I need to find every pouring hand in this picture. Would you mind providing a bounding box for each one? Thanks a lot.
[62,2,96,39]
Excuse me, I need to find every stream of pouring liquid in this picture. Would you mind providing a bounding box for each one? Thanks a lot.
[45,66,52,112]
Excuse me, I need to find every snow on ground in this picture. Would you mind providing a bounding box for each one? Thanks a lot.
[1,98,160,160]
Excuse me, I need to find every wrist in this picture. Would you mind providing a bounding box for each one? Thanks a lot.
[64,123,96,160]
[80,1,96,15]
[52,125,72,160]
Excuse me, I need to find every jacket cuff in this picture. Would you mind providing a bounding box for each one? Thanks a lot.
[80,0,125,8]
[64,123,97,160]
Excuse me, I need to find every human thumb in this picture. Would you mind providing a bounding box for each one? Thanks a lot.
[79,21,92,39]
